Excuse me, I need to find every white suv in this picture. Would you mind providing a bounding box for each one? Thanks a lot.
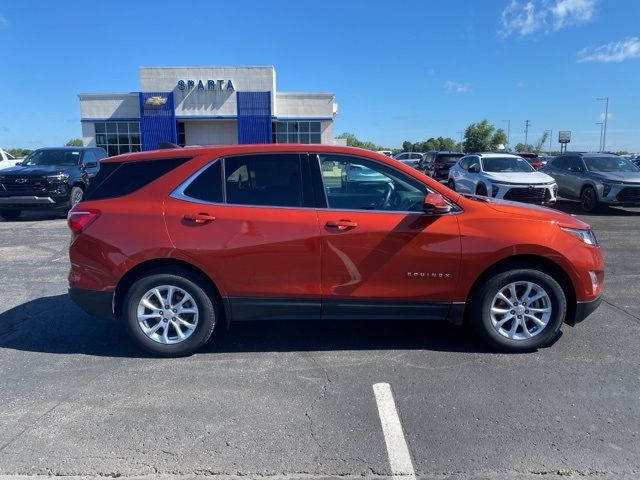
[448,153,558,204]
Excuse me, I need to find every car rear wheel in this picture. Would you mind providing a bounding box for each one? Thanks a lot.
[123,270,217,357]
[470,267,566,352]
[0,209,21,220]
[580,186,599,212]
[476,183,488,196]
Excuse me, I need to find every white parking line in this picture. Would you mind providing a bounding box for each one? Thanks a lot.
[372,382,417,480]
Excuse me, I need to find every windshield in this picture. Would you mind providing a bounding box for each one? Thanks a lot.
[584,156,640,173]
[22,150,81,166]
[481,156,535,173]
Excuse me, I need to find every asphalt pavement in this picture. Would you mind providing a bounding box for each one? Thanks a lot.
[0,202,639,480]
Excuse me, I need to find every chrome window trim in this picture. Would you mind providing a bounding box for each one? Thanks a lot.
[170,151,462,215]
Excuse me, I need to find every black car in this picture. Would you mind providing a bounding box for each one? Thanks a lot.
[416,151,465,181]
[0,147,106,220]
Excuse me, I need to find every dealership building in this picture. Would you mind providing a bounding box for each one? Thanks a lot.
[78,66,338,156]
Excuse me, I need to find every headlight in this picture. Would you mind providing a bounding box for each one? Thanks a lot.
[491,184,499,197]
[46,173,69,182]
[560,227,598,246]
[602,181,623,197]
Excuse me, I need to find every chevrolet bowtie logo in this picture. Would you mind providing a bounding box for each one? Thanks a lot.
[145,96,167,106]
[15,178,27,184]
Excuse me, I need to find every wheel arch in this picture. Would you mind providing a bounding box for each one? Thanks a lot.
[71,181,86,190]
[463,254,577,325]
[114,258,228,327]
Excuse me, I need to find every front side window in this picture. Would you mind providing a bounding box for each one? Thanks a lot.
[95,121,141,156]
[467,157,480,171]
[481,156,535,173]
[319,154,427,212]
[224,154,303,207]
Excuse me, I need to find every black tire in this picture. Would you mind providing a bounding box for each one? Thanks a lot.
[122,269,217,357]
[469,267,567,352]
[476,183,488,196]
[70,186,84,207]
[580,185,599,212]
[0,209,21,220]
[447,179,456,191]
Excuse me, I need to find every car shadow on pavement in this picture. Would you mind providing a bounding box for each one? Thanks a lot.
[552,199,640,217]
[0,294,492,357]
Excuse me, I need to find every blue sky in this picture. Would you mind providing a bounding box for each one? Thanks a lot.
[0,0,639,151]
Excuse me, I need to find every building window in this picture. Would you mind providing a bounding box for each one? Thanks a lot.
[272,121,321,144]
[94,121,141,157]
[177,122,186,147]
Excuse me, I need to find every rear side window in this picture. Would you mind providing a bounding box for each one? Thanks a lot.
[84,156,191,201]
[182,161,223,203]
[224,154,303,207]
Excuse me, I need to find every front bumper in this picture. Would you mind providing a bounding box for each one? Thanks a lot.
[568,295,602,325]
[69,287,114,319]
[492,183,557,204]
[0,195,69,209]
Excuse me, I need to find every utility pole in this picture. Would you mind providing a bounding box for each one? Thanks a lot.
[524,120,531,150]
[457,130,464,152]
[595,122,604,152]
[596,97,609,151]
[503,120,511,150]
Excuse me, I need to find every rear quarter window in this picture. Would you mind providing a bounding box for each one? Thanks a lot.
[83,156,191,201]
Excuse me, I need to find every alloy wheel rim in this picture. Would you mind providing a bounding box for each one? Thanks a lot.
[489,281,552,340]
[137,285,199,345]
[73,190,83,204]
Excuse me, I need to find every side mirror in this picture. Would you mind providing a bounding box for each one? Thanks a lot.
[423,193,452,215]
[468,165,479,173]
[84,162,98,168]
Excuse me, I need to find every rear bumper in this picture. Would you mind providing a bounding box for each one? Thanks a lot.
[69,287,114,319]
[569,295,602,325]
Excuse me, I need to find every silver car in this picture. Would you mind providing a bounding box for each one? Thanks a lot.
[541,153,640,212]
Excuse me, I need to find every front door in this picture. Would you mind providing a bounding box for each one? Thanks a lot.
[314,153,462,320]
[164,153,322,320]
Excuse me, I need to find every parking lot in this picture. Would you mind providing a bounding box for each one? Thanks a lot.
[0,202,639,480]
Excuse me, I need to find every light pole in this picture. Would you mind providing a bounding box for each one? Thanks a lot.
[503,120,511,150]
[595,122,604,152]
[524,120,531,150]
[457,130,464,152]
[544,130,552,155]
[596,97,609,151]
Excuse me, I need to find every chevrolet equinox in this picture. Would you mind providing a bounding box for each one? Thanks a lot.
[68,145,604,356]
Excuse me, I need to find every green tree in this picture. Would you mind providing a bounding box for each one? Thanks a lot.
[6,148,33,157]
[402,140,413,152]
[336,132,388,152]
[514,142,534,152]
[490,129,508,150]
[463,120,495,153]
[66,138,83,146]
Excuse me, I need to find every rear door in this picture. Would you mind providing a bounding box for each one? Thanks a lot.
[164,153,322,320]
[313,153,461,319]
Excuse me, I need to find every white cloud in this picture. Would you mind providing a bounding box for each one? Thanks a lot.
[499,0,595,37]
[578,37,640,63]
[0,15,7,27]
[600,112,612,121]
[445,80,471,93]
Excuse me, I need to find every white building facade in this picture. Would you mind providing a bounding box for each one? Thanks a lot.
[78,66,337,155]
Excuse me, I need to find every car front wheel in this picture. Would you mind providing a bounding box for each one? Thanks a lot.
[470,267,566,352]
[123,269,217,356]
[581,185,599,212]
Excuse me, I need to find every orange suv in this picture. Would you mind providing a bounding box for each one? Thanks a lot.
[68,145,604,356]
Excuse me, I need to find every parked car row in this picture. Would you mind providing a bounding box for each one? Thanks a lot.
[394,149,640,212]
[0,148,23,170]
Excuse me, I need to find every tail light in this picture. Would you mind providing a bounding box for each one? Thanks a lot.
[67,208,101,234]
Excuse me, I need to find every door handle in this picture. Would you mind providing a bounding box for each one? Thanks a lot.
[183,213,216,224]
[326,219,358,230]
